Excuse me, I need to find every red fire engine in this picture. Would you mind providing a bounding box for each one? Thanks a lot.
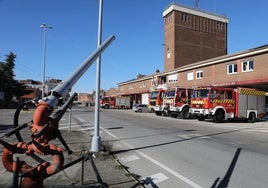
[100,96,115,109]
[154,89,166,116]
[169,87,193,119]
[100,96,131,109]
[154,87,192,118]
[149,90,160,112]
[189,87,266,123]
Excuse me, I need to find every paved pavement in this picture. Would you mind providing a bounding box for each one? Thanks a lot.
[0,109,143,188]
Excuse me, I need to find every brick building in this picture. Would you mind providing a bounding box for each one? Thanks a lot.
[114,3,268,105]
[163,3,228,71]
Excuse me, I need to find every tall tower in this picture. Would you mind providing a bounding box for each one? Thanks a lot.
[163,3,229,71]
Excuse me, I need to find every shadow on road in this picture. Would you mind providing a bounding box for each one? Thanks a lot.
[110,129,242,155]
[211,148,242,188]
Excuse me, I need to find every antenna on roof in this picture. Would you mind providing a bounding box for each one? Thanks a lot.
[195,0,199,9]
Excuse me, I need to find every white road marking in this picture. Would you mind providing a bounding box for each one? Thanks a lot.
[143,173,168,184]
[101,127,203,188]
[59,122,93,129]
[178,133,210,140]
[79,127,94,131]
[120,155,140,163]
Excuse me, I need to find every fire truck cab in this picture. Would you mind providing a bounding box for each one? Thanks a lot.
[189,87,266,123]
[149,90,160,112]
[154,89,166,116]
[169,88,193,119]
[154,87,192,118]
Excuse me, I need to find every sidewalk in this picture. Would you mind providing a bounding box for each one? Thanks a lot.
[0,109,143,188]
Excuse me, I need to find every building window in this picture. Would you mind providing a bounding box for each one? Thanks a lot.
[151,78,157,86]
[187,72,194,81]
[242,60,254,72]
[196,70,203,79]
[181,13,189,23]
[227,63,237,74]
[168,74,177,83]
[167,48,171,59]
[140,81,146,88]
[165,14,173,24]
[216,21,223,31]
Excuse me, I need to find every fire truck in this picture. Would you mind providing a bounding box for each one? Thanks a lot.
[100,96,115,109]
[100,96,131,109]
[148,90,158,112]
[154,87,192,118]
[189,87,266,123]
[154,89,166,116]
[115,96,131,109]
[169,87,193,119]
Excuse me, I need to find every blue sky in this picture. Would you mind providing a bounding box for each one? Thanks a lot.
[0,0,267,93]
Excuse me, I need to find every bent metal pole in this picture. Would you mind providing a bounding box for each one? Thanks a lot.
[42,35,115,108]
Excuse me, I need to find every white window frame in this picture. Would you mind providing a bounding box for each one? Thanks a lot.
[196,70,203,79]
[227,63,237,74]
[187,72,194,81]
[242,60,254,72]
[168,74,177,83]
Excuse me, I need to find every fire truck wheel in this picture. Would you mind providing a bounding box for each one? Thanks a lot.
[170,114,178,118]
[214,110,224,123]
[198,116,205,121]
[163,110,169,117]
[155,111,162,116]
[248,112,256,123]
[181,108,190,119]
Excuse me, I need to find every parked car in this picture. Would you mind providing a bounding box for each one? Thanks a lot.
[133,104,151,113]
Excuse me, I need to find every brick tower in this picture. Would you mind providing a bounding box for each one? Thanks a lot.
[163,3,229,71]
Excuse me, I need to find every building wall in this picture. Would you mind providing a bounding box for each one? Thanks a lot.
[118,79,151,95]
[77,93,93,103]
[176,53,268,89]
[118,48,268,93]
[163,4,228,72]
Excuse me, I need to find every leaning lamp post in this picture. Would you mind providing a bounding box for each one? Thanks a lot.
[40,23,53,98]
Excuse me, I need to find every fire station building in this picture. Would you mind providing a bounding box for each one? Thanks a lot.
[109,3,268,105]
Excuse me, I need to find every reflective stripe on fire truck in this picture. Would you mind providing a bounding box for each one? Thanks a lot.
[212,99,235,104]
[191,100,206,105]
[179,98,187,103]
[238,88,266,96]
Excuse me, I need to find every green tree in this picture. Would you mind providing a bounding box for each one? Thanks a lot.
[0,52,30,108]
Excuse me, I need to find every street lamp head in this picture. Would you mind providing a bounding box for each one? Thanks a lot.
[40,23,46,28]
[40,23,53,29]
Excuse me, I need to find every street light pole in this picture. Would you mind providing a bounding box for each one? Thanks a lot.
[91,0,103,152]
[40,23,52,99]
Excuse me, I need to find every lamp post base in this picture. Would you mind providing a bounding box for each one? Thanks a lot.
[91,136,101,152]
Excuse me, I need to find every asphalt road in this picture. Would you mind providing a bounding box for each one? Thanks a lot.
[1,106,268,187]
[96,108,268,188]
